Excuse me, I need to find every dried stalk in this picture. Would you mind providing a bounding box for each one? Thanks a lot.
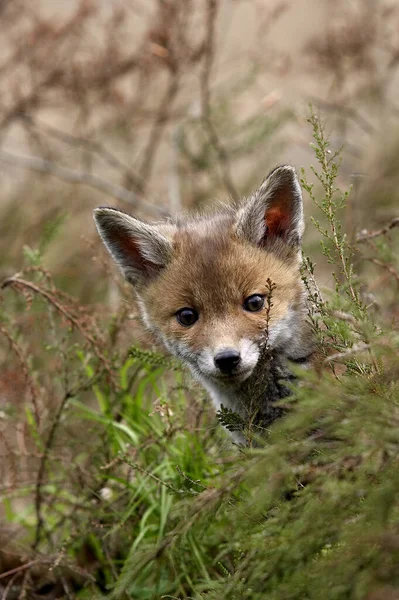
[0,149,166,215]
[356,217,399,242]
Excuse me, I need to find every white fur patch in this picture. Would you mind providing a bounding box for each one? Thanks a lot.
[196,337,260,380]
[136,297,154,332]
[240,338,260,369]
[268,308,297,348]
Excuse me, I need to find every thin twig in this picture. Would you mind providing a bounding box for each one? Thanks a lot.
[313,116,359,305]
[199,0,238,200]
[330,310,358,325]
[0,560,40,580]
[168,124,182,212]
[324,342,369,364]
[364,256,399,284]
[33,375,103,550]
[32,390,72,550]
[0,149,166,216]
[139,71,180,185]
[59,574,74,600]
[2,573,22,600]
[0,325,41,426]
[24,115,145,193]
[308,96,375,136]
[2,276,109,372]
[356,217,399,242]
[0,430,17,490]
[17,569,29,600]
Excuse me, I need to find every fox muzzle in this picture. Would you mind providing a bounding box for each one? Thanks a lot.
[214,348,241,374]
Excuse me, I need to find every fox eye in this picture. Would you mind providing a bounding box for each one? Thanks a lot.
[243,294,265,312]
[176,308,198,326]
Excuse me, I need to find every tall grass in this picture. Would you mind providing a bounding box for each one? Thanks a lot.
[0,111,398,599]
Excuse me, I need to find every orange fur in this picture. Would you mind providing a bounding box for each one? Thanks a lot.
[142,224,302,353]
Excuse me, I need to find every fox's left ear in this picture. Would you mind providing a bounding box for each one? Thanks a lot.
[93,207,175,286]
[236,165,304,248]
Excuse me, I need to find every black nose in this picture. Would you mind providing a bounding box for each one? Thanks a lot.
[214,349,241,373]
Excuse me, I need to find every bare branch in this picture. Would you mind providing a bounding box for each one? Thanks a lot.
[32,375,102,551]
[356,218,399,242]
[0,149,167,216]
[330,310,358,325]
[0,560,41,581]
[363,256,399,284]
[199,0,238,200]
[324,342,369,364]
[0,325,40,426]
[24,115,145,194]
[139,71,180,185]
[308,96,375,136]
[168,124,182,212]
[1,276,115,380]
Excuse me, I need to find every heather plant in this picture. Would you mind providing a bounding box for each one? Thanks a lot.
[0,2,398,595]
[96,109,399,600]
[0,252,221,597]
[2,110,397,599]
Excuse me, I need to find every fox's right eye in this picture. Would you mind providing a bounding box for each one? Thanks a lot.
[176,308,198,327]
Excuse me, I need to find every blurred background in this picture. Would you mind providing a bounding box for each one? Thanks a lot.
[0,0,398,597]
[1,0,399,292]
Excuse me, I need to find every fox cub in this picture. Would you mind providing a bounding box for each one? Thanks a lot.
[94,166,314,440]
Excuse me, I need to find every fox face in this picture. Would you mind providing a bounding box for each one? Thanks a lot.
[94,166,308,400]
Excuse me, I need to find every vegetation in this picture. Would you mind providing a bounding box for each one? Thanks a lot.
[0,108,398,599]
[0,2,399,598]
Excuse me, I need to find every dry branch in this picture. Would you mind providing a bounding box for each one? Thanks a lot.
[356,217,399,242]
[0,324,41,426]
[200,0,238,200]
[139,71,180,186]
[1,275,115,381]
[25,116,145,194]
[32,375,102,550]
[323,342,370,363]
[364,256,399,284]
[0,149,166,216]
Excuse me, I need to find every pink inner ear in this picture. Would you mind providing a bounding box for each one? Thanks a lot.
[265,206,291,237]
[117,231,152,272]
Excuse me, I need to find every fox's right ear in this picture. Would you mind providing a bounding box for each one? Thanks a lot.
[93,207,175,285]
[236,165,304,249]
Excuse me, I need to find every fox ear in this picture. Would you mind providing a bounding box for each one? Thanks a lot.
[93,207,175,285]
[236,165,304,248]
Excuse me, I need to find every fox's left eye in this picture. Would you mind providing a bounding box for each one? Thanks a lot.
[243,294,265,312]
[176,307,198,326]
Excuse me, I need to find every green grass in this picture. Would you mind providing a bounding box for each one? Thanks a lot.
[0,110,398,599]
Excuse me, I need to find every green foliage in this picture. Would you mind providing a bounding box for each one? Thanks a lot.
[301,108,363,312]
[98,110,398,599]
[0,111,398,599]
[216,404,246,432]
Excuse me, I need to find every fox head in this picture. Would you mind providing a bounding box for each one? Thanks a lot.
[94,166,307,391]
